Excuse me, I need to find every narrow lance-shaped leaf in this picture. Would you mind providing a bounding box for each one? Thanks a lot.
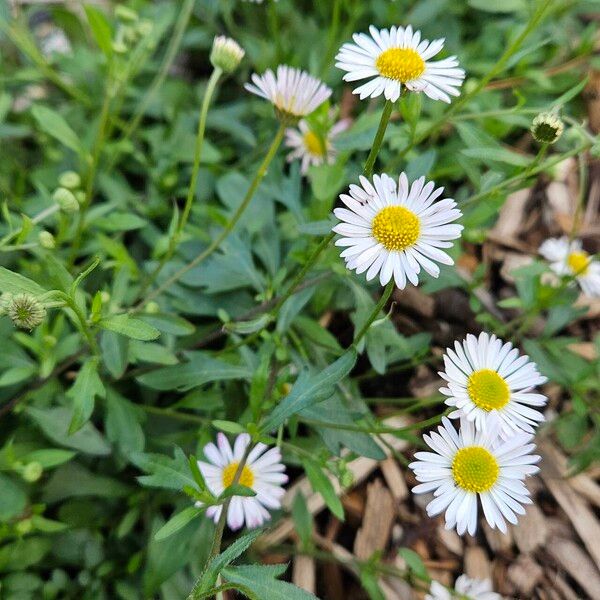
[68,357,106,434]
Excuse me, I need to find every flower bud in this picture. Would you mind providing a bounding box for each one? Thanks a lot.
[210,36,245,74]
[53,187,79,213]
[115,5,138,23]
[3,293,46,329]
[137,20,153,37]
[531,112,564,144]
[38,230,56,249]
[15,518,32,535]
[22,462,43,482]
[145,301,160,314]
[58,171,81,190]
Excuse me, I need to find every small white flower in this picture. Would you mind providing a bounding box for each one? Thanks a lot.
[539,236,600,297]
[440,332,548,438]
[410,416,540,535]
[285,117,349,174]
[210,36,245,73]
[197,433,287,531]
[332,173,463,289]
[336,25,465,103]
[245,65,332,120]
[426,575,501,600]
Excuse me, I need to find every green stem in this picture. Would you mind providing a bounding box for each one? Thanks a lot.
[58,293,99,355]
[321,0,342,77]
[0,204,60,249]
[140,67,223,296]
[136,123,286,310]
[352,280,394,346]
[363,100,393,178]
[110,0,195,165]
[69,80,114,264]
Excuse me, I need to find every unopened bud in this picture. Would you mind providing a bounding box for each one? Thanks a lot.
[531,112,564,144]
[210,36,245,74]
[115,5,138,23]
[58,171,81,190]
[38,230,55,249]
[23,462,43,482]
[53,187,79,213]
[4,293,46,329]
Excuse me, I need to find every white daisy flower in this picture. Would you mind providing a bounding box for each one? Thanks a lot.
[409,416,540,535]
[197,433,288,531]
[332,173,463,289]
[335,25,465,103]
[245,65,332,121]
[285,117,350,174]
[426,575,501,600]
[440,332,548,438]
[539,236,600,297]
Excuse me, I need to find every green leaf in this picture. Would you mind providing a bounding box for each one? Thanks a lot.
[30,105,83,155]
[462,146,531,167]
[308,163,345,201]
[222,564,319,600]
[137,353,252,391]
[138,313,195,336]
[84,5,113,57]
[468,0,525,12]
[301,458,344,521]
[0,474,27,520]
[99,314,160,341]
[219,484,256,500]
[105,389,145,455]
[398,548,429,580]
[67,357,106,434]
[154,507,202,541]
[212,420,246,434]
[130,447,195,490]
[100,330,129,378]
[260,351,356,433]
[291,492,313,549]
[0,266,46,295]
[25,407,111,456]
[22,449,75,469]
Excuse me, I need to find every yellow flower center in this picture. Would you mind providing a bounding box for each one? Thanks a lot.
[376,48,425,82]
[467,369,510,411]
[452,446,499,493]
[371,206,420,251]
[567,251,590,276]
[304,130,326,157]
[222,462,254,489]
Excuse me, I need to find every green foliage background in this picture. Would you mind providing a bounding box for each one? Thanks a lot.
[0,0,599,598]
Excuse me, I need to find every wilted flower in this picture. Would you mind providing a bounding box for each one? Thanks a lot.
[196,433,287,530]
[336,25,465,103]
[3,293,47,330]
[245,65,332,123]
[440,332,548,438]
[409,416,539,535]
[426,575,501,600]
[285,116,349,174]
[539,237,600,297]
[332,173,463,289]
[210,36,245,73]
[531,112,564,144]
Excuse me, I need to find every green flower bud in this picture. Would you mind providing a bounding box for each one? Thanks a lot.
[43,334,57,348]
[210,36,245,74]
[145,301,160,314]
[112,40,128,54]
[38,230,56,249]
[75,191,86,205]
[100,291,111,304]
[137,20,153,37]
[53,187,79,213]
[531,112,564,144]
[3,293,46,329]
[22,462,43,482]
[58,171,81,190]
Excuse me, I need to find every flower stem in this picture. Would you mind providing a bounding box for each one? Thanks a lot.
[136,124,286,310]
[352,279,395,345]
[363,100,393,179]
[139,67,223,297]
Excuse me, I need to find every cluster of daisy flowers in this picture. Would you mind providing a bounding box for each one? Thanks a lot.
[409,332,547,536]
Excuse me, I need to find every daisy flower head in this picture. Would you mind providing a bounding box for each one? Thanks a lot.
[332,173,463,289]
[285,115,350,174]
[197,433,288,531]
[539,236,600,297]
[426,575,501,600]
[245,66,332,123]
[210,36,244,73]
[409,416,540,535]
[440,332,548,438]
[336,25,465,103]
